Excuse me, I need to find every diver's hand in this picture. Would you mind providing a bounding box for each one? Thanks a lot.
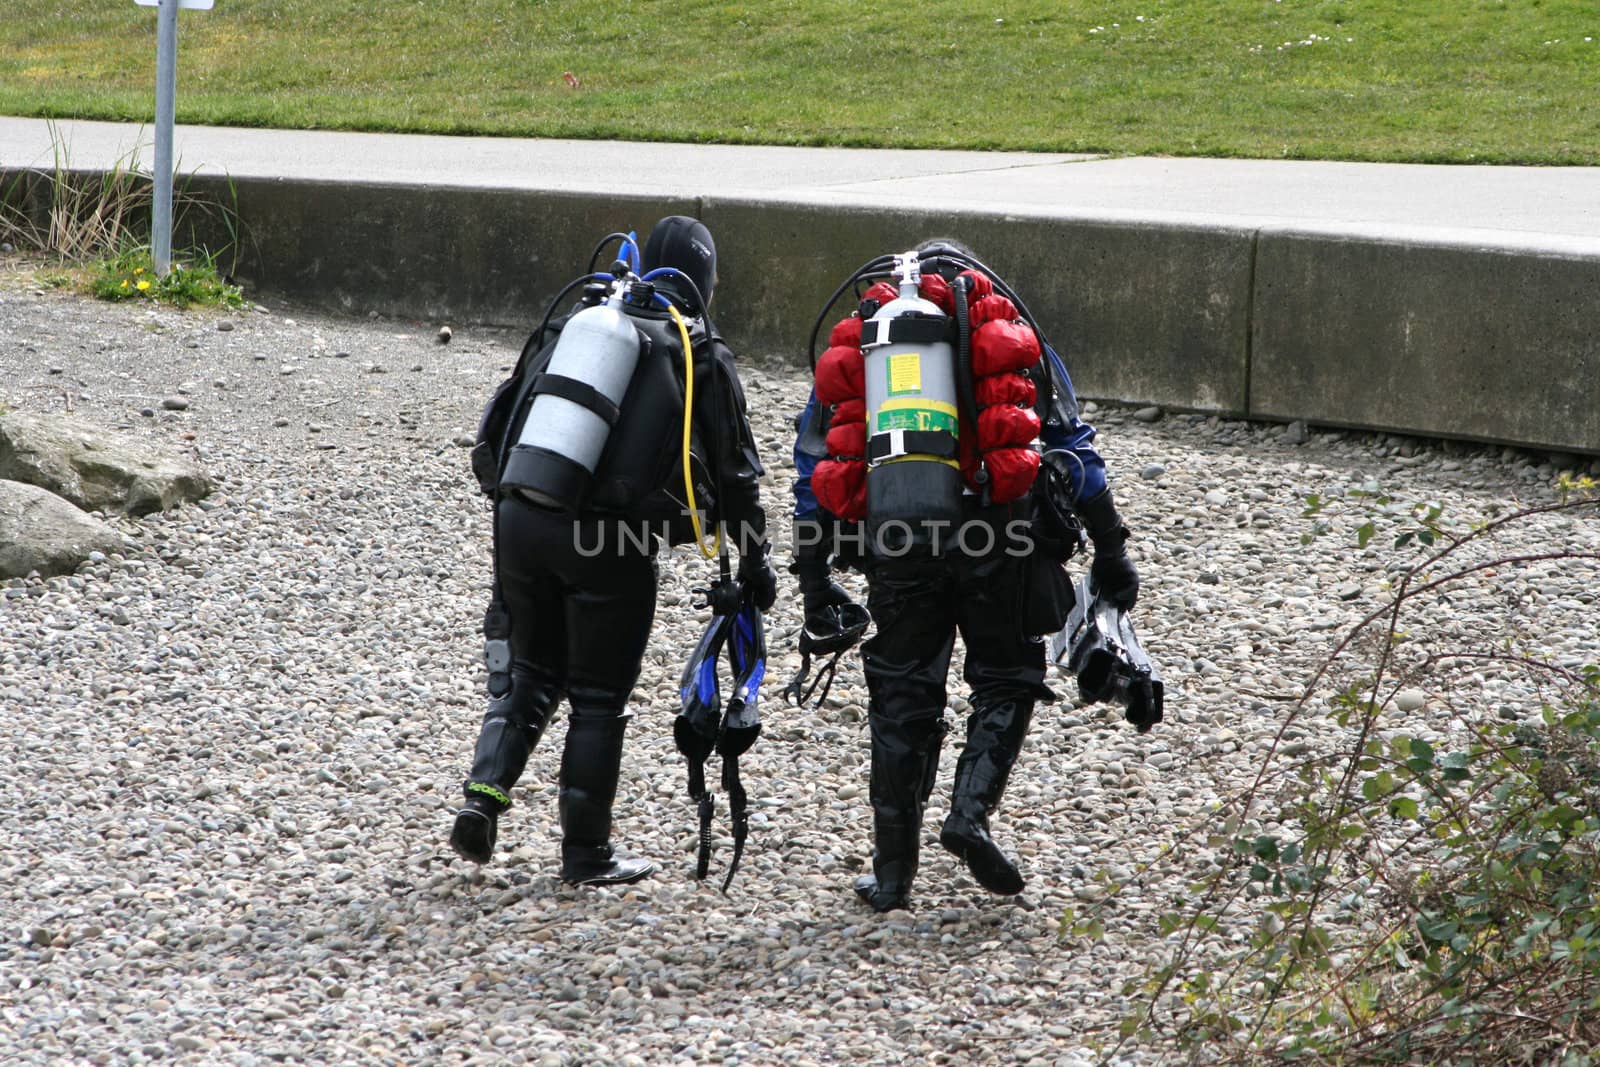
[802,579,854,634]
[1091,548,1140,610]
[738,542,779,612]
[1077,488,1139,609]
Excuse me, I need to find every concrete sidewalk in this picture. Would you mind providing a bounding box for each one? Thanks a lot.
[5,118,1598,248]
[3,117,1598,453]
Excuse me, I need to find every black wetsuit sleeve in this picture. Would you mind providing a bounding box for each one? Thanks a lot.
[698,337,768,555]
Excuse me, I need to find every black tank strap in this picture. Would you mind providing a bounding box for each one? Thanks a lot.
[861,315,950,347]
[529,372,622,426]
[868,428,958,463]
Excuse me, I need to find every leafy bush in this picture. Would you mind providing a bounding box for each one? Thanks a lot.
[1081,479,1600,1064]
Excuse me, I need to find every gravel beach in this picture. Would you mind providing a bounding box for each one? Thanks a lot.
[3,266,1598,1066]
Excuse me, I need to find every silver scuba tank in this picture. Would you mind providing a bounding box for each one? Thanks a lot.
[499,285,642,511]
[861,252,964,551]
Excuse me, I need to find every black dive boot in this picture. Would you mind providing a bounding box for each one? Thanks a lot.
[451,680,560,864]
[939,697,1034,895]
[449,795,503,865]
[558,713,654,887]
[854,716,946,912]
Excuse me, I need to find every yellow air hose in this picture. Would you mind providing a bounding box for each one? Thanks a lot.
[669,303,722,559]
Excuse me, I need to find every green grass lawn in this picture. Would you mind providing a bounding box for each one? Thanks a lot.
[2,0,1596,164]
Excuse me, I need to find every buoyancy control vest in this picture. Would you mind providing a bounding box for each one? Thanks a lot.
[485,276,717,542]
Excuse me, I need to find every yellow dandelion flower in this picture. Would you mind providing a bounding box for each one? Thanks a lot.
[133,267,145,275]
[136,279,151,291]
[120,279,130,289]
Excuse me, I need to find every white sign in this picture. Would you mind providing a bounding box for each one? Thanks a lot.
[135,0,214,9]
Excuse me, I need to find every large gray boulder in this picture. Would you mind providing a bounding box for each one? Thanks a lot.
[0,410,213,516]
[0,479,123,578]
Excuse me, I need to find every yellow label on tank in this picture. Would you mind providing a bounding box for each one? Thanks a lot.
[886,351,921,396]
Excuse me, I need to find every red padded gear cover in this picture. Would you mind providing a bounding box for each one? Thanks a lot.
[829,315,863,349]
[968,294,1019,327]
[917,273,955,315]
[813,459,867,521]
[815,345,865,405]
[977,404,1042,450]
[983,448,1040,503]
[860,281,899,312]
[973,319,1041,376]
[975,373,1037,408]
[957,270,994,300]
[825,420,866,459]
[833,397,866,424]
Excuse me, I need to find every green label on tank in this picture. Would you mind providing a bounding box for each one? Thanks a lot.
[874,407,959,434]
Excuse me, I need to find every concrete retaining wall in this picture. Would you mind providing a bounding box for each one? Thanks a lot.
[705,199,1255,416]
[4,168,1596,454]
[178,176,698,327]
[1251,231,1600,454]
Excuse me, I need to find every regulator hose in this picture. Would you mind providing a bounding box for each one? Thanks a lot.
[952,275,980,428]
[952,275,987,498]
[806,254,897,369]
[587,231,640,274]
[669,302,723,560]
[641,266,708,316]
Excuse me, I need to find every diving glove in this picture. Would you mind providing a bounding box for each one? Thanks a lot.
[797,557,856,637]
[1077,488,1140,610]
[737,542,779,612]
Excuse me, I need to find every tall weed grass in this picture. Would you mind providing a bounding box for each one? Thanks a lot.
[1,121,243,308]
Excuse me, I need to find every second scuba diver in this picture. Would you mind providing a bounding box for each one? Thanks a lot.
[790,239,1145,912]
[450,215,776,886]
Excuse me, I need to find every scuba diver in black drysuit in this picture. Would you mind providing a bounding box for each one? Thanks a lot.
[791,238,1143,911]
[450,216,776,886]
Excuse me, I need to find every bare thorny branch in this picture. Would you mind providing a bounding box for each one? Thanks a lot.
[1094,495,1600,1063]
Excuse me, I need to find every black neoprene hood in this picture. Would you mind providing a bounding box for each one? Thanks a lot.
[643,215,717,313]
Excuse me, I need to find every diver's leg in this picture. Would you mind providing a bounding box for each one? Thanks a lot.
[556,528,657,886]
[854,558,956,912]
[451,499,568,864]
[940,550,1051,895]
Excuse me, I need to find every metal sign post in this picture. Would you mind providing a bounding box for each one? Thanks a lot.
[135,0,214,277]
